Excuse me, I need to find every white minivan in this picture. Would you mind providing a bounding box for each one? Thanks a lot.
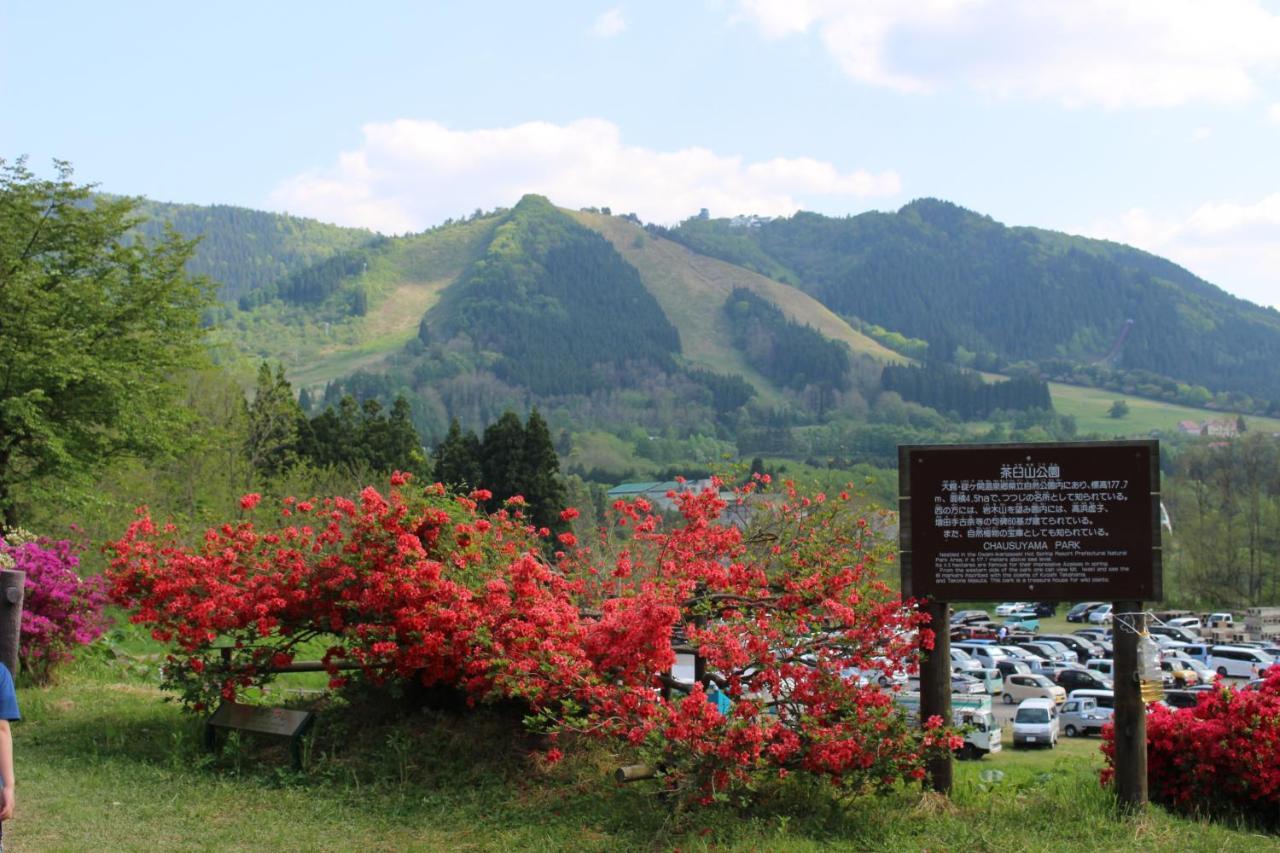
[1012,697,1058,749]
[1208,645,1274,678]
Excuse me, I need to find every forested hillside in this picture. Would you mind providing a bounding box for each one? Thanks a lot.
[666,200,1280,405]
[132,200,376,302]
[430,195,681,394]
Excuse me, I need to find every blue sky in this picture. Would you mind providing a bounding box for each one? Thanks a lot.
[3,1,1278,307]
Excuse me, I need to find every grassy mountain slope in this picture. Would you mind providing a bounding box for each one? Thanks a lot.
[219,216,499,386]
[133,200,375,302]
[574,211,903,394]
[668,200,1280,402]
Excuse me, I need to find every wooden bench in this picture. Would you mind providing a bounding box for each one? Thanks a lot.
[204,701,315,769]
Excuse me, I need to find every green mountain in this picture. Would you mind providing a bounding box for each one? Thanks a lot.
[132,200,375,302]
[131,193,1280,454]
[664,199,1280,403]
[428,195,680,394]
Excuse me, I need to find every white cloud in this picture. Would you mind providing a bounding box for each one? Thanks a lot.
[1268,102,1280,125]
[1082,194,1280,308]
[1191,126,1212,142]
[737,0,1280,108]
[268,118,901,234]
[591,8,627,38]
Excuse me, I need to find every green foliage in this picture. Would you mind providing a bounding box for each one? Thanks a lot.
[131,199,374,303]
[671,198,1280,404]
[723,287,851,392]
[1108,399,1130,419]
[296,394,426,477]
[440,195,681,394]
[432,419,484,489]
[0,159,213,525]
[246,362,303,479]
[881,363,1052,420]
[433,409,567,531]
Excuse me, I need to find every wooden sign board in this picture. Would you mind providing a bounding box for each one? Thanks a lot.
[205,701,315,769]
[899,440,1160,602]
[207,701,313,738]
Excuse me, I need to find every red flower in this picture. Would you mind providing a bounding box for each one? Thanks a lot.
[240,493,262,510]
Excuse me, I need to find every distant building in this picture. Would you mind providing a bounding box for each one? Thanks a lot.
[1178,420,1201,435]
[1203,419,1239,438]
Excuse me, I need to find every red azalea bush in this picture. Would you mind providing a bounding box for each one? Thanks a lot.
[0,529,112,685]
[1101,666,1280,823]
[108,474,955,805]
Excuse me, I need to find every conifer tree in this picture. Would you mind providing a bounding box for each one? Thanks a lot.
[522,408,568,531]
[245,362,302,479]
[433,419,483,489]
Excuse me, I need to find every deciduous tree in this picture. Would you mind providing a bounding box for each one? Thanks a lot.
[0,158,211,525]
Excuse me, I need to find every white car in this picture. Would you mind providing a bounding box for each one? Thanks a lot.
[995,602,1032,617]
[1088,604,1113,625]
[1012,697,1059,749]
[1001,673,1066,706]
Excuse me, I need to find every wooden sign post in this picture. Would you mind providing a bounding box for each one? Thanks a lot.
[899,440,1160,800]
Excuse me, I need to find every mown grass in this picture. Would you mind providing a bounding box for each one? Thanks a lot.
[11,640,1279,852]
[1049,382,1280,437]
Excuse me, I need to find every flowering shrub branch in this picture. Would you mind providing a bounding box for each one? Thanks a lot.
[0,528,111,685]
[108,474,956,805]
[1102,666,1280,823]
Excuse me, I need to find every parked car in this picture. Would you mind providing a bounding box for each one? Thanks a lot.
[1003,614,1040,632]
[999,645,1046,663]
[1167,616,1202,631]
[1085,658,1115,679]
[1030,602,1058,617]
[951,623,999,641]
[950,609,990,626]
[1162,689,1203,710]
[1162,652,1214,683]
[1206,612,1234,629]
[951,673,988,694]
[1073,628,1109,643]
[1012,698,1059,749]
[1038,633,1102,664]
[1209,645,1275,678]
[1067,688,1115,710]
[950,649,984,673]
[1149,624,1199,644]
[1066,602,1105,623]
[1031,639,1079,664]
[995,602,1032,617]
[994,658,1032,678]
[1159,658,1200,687]
[1016,641,1068,664]
[1088,604,1114,625]
[1002,673,1066,706]
[1165,641,1213,664]
[1058,696,1113,737]
[1055,667,1113,692]
[952,642,1010,670]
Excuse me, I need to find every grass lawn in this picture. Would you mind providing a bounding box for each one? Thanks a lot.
[1049,382,1280,437]
[10,645,1278,852]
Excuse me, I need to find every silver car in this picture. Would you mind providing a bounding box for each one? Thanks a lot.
[1058,696,1113,737]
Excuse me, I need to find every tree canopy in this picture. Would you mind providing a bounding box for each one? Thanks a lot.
[0,159,212,525]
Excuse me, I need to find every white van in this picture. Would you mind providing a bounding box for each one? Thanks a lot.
[1208,645,1274,678]
[1086,659,1115,679]
[1012,697,1058,749]
[1166,641,1212,664]
[953,642,1009,670]
[1068,688,1115,710]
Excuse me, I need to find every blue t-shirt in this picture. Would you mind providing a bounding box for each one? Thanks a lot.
[0,664,18,721]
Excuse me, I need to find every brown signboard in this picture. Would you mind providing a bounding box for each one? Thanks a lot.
[899,440,1160,601]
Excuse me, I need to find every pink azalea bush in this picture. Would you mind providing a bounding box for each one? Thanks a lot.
[0,529,112,684]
